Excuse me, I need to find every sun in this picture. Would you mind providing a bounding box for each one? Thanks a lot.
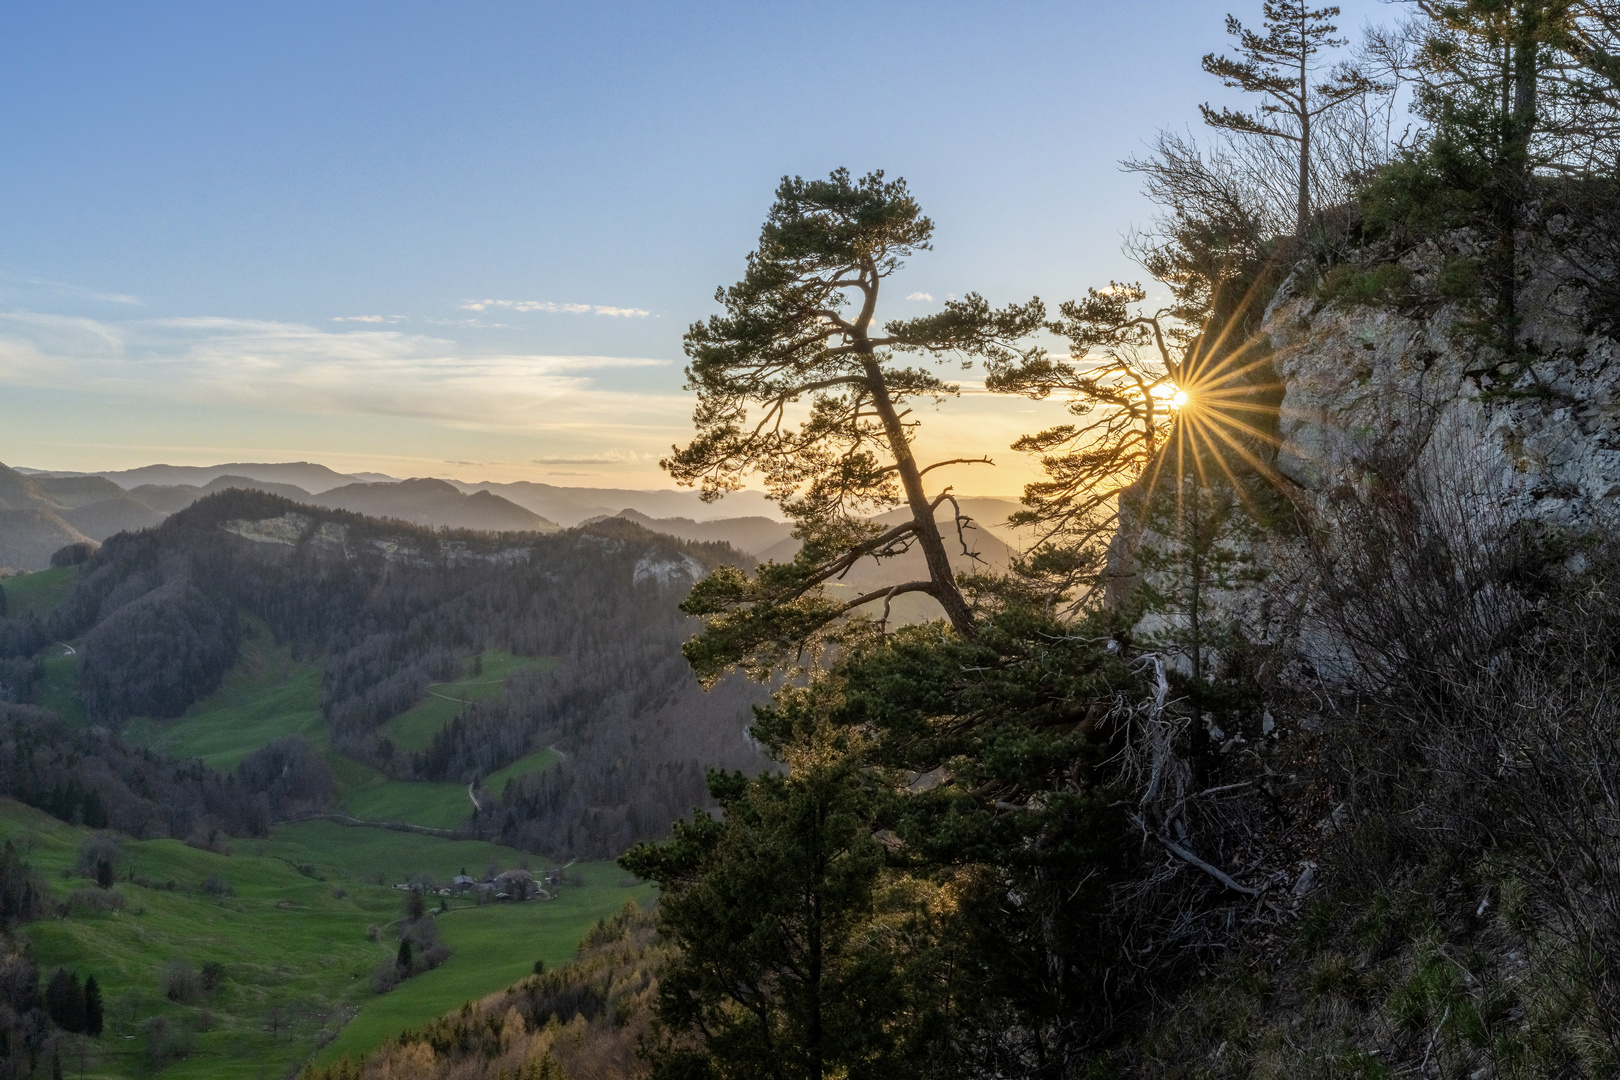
[1171,389,1190,409]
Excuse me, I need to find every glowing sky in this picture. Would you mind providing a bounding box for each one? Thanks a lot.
[0,0,1388,491]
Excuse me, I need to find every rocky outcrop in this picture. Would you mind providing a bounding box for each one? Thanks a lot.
[1126,234,1620,674]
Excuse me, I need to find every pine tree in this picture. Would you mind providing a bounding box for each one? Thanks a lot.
[396,939,413,973]
[668,168,1045,673]
[1202,1,1382,236]
[82,975,103,1037]
[1132,471,1265,783]
[44,969,84,1033]
[623,760,919,1080]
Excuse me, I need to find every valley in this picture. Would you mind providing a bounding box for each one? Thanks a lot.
[0,494,765,1076]
[1,799,650,1079]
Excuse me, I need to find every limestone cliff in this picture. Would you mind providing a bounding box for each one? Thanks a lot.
[1126,233,1620,674]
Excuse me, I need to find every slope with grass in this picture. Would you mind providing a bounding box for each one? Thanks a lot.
[115,642,553,831]
[122,631,326,771]
[314,861,654,1066]
[2,799,652,1079]
[33,651,87,726]
[0,564,82,618]
[378,651,556,753]
[485,750,560,794]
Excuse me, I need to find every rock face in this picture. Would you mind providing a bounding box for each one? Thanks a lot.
[1127,236,1620,673]
[1268,247,1620,530]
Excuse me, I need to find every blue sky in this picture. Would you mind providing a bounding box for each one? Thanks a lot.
[0,0,1390,490]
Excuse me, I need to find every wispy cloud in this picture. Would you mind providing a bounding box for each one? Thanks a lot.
[0,274,143,308]
[529,451,651,465]
[906,292,934,301]
[460,299,652,318]
[0,312,680,432]
[332,315,406,324]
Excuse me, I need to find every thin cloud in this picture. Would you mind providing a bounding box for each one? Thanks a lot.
[332,315,406,324]
[461,299,652,318]
[0,312,680,432]
[906,292,935,301]
[0,274,142,307]
[529,452,649,465]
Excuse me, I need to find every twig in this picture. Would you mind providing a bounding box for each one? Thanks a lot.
[1152,827,1260,897]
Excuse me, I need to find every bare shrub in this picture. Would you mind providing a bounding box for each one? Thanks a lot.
[369,960,399,995]
[1300,416,1620,1062]
[64,887,125,916]
[143,1015,195,1064]
[74,833,120,879]
[159,959,202,1004]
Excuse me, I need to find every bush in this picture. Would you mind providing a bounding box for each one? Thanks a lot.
[143,1015,195,1065]
[63,888,124,916]
[74,833,120,880]
[1316,261,1414,308]
[160,960,202,1004]
[200,874,232,897]
[369,959,400,995]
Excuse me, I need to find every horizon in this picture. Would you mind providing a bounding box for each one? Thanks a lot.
[0,0,1384,493]
[2,456,1027,504]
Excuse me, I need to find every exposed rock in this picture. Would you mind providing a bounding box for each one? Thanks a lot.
[1124,237,1620,675]
[633,552,706,588]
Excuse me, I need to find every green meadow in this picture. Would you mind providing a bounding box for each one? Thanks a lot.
[0,586,596,1076]
[34,650,88,726]
[341,780,473,831]
[2,800,653,1079]
[123,634,326,771]
[379,650,555,751]
[486,749,560,793]
[1,564,80,618]
[315,861,653,1066]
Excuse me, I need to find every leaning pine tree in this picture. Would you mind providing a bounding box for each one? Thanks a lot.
[665,168,1045,677]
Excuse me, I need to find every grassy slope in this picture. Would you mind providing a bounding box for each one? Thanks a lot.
[1,564,80,618]
[3,801,651,1079]
[315,861,654,1066]
[486,749,560,792]
[123,634,326,771]
[34,652,87,726]
[342,781,473,831]
[8,567,88,724]
[113,642,549,829]
[379,651,555,752]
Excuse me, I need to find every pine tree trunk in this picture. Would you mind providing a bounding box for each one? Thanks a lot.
[863,357,976,639]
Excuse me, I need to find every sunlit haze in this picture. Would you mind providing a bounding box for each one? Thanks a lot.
[0,0,1384,492]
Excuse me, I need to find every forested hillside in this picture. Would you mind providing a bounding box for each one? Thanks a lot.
[0,490,768,859]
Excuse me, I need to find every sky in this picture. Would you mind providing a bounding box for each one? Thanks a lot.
[0,0,1393,494]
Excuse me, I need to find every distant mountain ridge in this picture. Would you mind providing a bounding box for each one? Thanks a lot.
[0,462,560,569]
[0,464,101,570]
[313,478,551,532]
[3,458,1027,572]
[23,461,386,494]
